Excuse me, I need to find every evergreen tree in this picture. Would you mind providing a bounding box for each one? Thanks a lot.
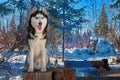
[110,0,120,19]
[95,4,108,37]
[107,24,116,43]
[46,0,86,31]
[0,1,14,16]
[110,0,120,50]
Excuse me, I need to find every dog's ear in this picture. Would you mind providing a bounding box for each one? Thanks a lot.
[32,6,37,13]
[42,7,47,14]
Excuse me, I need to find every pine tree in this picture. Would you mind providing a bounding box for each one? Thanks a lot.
[0,1,14,16]
[107,24,116,43]
[110,0,120,19]
[95,4,108,37]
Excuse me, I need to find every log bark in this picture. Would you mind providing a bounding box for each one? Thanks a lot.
[23,71,53,80]
[23,69,76,80]
[53,68,76,80]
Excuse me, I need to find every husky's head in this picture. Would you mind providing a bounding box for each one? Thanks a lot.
[29,7,48,33]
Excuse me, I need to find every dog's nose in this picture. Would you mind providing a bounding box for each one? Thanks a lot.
[39,22,42,25]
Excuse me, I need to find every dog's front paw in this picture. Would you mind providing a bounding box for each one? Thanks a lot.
[28,68,34,72]
[41,68,46,72]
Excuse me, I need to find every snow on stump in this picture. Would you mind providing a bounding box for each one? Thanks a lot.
[23,70,53,80]
[52,68,76,80]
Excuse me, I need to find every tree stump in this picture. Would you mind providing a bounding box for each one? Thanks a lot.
[23,69,76,80]
[23,71,53,80]
[53,68,76,80]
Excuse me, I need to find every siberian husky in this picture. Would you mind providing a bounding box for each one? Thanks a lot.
[25,7,49,72]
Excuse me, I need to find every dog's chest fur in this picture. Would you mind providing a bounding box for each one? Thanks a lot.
[29,33,46,48]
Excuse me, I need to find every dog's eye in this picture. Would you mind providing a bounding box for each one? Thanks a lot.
[41,17,44,19]
[35,17,39,19]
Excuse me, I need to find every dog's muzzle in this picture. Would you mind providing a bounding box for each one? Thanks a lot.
[38,22,42,30]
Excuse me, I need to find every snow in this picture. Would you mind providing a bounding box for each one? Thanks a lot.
[0,51,27,80]
[64,36,116,60]
[76,67,98,77]
[9,76,23,80]
[8,55,26,64]
[0,36,120,79]
[50,57,63,66]
[63,36,119,77]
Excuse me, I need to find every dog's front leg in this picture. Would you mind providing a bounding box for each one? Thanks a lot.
[41,48,47,72]
[28,50,34,72]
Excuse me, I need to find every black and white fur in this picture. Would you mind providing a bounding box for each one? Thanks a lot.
[26,7,48,72]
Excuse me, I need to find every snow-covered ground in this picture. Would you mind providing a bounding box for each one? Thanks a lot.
[1,51,120,80]
[0,51,26,80]
[0,51,120,80]
[0,36,120,79]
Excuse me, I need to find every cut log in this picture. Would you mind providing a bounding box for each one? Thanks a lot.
[64,60,104,68]
[53,68,76,80]
[23,71,53,80]
[23,69,76,80]
[64,59,110,70]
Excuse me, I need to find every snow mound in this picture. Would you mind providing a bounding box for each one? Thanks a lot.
[64,36,116,60]
[95,36,114,54]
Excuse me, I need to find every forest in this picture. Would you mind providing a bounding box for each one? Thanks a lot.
[0,0,120,79]
[0,0,120,51]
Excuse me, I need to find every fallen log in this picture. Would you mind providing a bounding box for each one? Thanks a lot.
[64,59,110,70]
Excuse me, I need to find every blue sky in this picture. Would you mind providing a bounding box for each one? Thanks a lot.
[0,0,7,3]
